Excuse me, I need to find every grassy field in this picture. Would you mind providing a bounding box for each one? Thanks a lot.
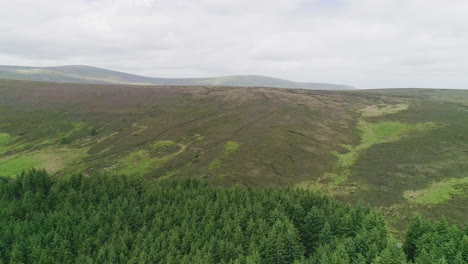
[0,133,13,154]
[0,79,466,237]
[0,156,40,178]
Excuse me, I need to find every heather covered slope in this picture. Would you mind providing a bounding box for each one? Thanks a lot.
[0,79,466,235]
[0,65,356,90]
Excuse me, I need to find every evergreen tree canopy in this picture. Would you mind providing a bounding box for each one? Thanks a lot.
[0,170,465,263]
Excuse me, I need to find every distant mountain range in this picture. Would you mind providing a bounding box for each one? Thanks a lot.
[0,65,356,90]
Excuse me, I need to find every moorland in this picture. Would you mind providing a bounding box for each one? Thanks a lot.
[0,78,467,239]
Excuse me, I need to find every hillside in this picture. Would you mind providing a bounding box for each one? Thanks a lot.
[0,65,356,90]
[0,79,466,236]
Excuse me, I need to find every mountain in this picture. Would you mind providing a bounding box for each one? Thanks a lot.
[0,79,466,237]
[0,65,356,90]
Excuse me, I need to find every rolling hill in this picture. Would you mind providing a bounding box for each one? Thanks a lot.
[0,65,356,90]
[0,79,466,237]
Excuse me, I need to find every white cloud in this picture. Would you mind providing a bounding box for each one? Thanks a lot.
[0,0,467,88]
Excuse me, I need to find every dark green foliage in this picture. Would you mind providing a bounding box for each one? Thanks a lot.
[403,215,467,264]
[403,215,431,260]
[373,240,407,264]
[60,136,70,144]
[262,219,304,263]
[90,127,98,136]
[300,206,324,255]
[0,170,465,263]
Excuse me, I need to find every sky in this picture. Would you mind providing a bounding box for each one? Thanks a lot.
[1,0,467,89]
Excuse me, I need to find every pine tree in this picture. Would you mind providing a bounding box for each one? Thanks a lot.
[245,250,262,264]
[403,215,429,261]
[1,170,465,263]
[301,206,324,255]
[263,219,304,264]
[374,240,407,264]
[318,222,333,245]
[312,242,350,264]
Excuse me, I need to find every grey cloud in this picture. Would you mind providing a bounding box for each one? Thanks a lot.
[0,0,467,88]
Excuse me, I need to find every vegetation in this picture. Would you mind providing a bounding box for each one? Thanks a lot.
[60,136,71,145]
[151,140,177,150]
[1,170,466,263]
[0,132,15,154]
[0,156,40,178]
[209,141,241,170]
[223,141,241,155]
[114,140,185,176]
[0,65,356,90]
[404,176,468,204]
[90,127,98,136]
[403,215,467,263]
[0,79,467,237]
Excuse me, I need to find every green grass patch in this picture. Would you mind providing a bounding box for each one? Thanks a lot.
[115,142,186,176]
[223,141,240,156]
[327,121,436,185]
[0,133,12,145]
[64,122,86,137]
[0,133,16,154]
[54,122,88,145]
[151,140,177,150]
[208,141,241,170]
[0,146,88,178]
[340,121,435,168]
[208,158,222,170]
[0,156,41,178]
[115,150,161,176]
[8,139,46,153]
[404,177,468,204]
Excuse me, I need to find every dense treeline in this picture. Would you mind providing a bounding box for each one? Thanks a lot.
[0,170,466,263]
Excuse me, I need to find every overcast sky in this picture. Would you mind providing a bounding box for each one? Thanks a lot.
[1,0,467,88]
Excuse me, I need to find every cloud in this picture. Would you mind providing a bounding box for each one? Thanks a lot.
[0,0,467,88]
